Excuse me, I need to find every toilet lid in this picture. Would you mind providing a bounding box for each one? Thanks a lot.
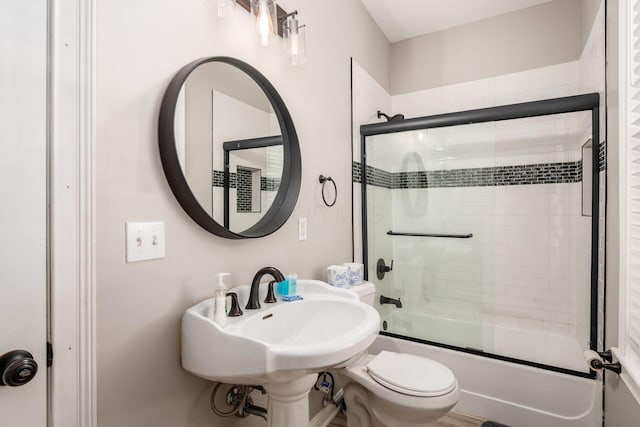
[366,351,456,397]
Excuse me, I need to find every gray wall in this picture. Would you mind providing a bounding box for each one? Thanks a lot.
[95,1,388,426]
[389,0,585,95]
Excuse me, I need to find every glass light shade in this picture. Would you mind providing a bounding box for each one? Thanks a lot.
[217,0,236,17]
[283,18,306,65]
[250,0,277,46]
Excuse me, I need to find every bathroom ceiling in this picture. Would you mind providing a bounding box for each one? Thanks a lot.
[360,0,554,43]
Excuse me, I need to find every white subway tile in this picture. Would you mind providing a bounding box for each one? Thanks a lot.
[518,318,544,331]
[543,321,571,336]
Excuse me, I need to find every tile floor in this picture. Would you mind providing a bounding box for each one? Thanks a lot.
[329,411,486,426]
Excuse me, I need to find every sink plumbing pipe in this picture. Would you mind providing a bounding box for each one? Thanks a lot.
[309,371,345,427]
[210,373,345,426]
[210,383,268,421]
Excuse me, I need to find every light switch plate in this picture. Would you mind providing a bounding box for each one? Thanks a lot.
[126,221,165,262]
[298,217,307,241]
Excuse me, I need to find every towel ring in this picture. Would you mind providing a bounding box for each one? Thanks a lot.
[319,175,337,207]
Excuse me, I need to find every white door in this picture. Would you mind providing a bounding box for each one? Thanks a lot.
[0,1,49,425]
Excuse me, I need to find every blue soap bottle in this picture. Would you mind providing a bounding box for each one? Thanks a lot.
[276,277,289,297]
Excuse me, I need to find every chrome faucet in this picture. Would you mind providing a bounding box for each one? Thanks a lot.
[246,266,285,310]
[379,295,402,308]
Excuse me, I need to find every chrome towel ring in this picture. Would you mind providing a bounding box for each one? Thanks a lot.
[319,175,337,207]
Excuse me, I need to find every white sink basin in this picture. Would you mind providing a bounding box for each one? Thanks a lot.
[181,279,380,385]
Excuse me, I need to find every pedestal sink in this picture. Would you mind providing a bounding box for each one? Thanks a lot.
[181,279,380,426]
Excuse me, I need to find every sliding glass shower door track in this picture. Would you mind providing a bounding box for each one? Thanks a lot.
[380,331,596,379]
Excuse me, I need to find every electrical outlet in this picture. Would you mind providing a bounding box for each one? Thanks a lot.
[125,222,165,262]
[298,217,307,241]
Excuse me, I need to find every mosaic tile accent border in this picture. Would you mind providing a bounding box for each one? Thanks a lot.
[352,161,362,183]
[236,167,253,213]
[598,141,606,171]
[212,170,280,191]
[354,141,607,188]
[353,161,584,188]
[212,170,227,187]
[352,163,393,187]
[261,176,281,191]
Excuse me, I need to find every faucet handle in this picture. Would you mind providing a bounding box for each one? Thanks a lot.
[227,292,243,317]
[376,258,394,280]
[265,280,278,304]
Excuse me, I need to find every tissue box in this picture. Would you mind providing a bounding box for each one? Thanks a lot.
[327,265,349,288]
[344,263,364,286]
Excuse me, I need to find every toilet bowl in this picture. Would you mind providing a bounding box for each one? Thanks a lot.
[340,283,460,427]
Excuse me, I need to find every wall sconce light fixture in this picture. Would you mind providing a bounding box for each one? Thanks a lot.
[217,0,236,17]
[250,0,277,46]
[234,0,307,65]
[283,11,306,65]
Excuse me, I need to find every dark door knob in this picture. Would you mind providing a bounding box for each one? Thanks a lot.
[0,350,38,387]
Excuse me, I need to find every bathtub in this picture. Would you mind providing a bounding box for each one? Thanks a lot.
[369,334,602,427]
[386,309,590,373]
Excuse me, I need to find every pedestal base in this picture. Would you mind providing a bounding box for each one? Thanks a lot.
[264,374,318,427]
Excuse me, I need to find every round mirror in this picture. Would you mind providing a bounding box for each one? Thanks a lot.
[159,57,301,239]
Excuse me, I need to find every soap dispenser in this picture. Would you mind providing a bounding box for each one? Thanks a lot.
[215,273,231,327]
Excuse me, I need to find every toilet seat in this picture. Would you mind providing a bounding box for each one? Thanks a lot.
[366,351,456,397]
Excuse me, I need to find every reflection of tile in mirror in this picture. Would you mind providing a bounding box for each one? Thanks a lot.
[236,166,261,214]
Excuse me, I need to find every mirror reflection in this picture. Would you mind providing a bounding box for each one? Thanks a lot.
[223,136,283,231]
[173,61,284,233]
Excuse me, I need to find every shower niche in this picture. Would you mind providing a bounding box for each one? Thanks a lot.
[358,94,603,377]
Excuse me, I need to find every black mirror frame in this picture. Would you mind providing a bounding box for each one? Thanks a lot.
[158,56,301,239]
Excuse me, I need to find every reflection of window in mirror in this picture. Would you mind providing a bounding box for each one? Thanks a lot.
[236,166,261,213]
[582,139,592,217]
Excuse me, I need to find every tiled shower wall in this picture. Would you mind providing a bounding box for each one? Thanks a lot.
[363,127,593,344]
[580,3,606,353]
[352,60,392,272]
[395,181,590,339]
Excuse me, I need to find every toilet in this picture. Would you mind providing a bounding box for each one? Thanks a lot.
[339,282,460,427]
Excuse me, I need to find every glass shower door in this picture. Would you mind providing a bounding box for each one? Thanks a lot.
[362,109,597,375]
[365,128,491,351]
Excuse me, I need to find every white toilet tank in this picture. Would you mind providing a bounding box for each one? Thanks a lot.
[349,282,376,306]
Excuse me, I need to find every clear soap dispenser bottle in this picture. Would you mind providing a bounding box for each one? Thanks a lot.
[215,273,230,327]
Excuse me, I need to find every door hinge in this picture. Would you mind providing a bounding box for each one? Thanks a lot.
[47,341,53,367]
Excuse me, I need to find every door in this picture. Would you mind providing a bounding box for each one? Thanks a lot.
[0,1,49,425]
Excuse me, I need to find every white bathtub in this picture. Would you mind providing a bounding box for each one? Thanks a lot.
[386,309,590,373]
[369,335,601,427]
